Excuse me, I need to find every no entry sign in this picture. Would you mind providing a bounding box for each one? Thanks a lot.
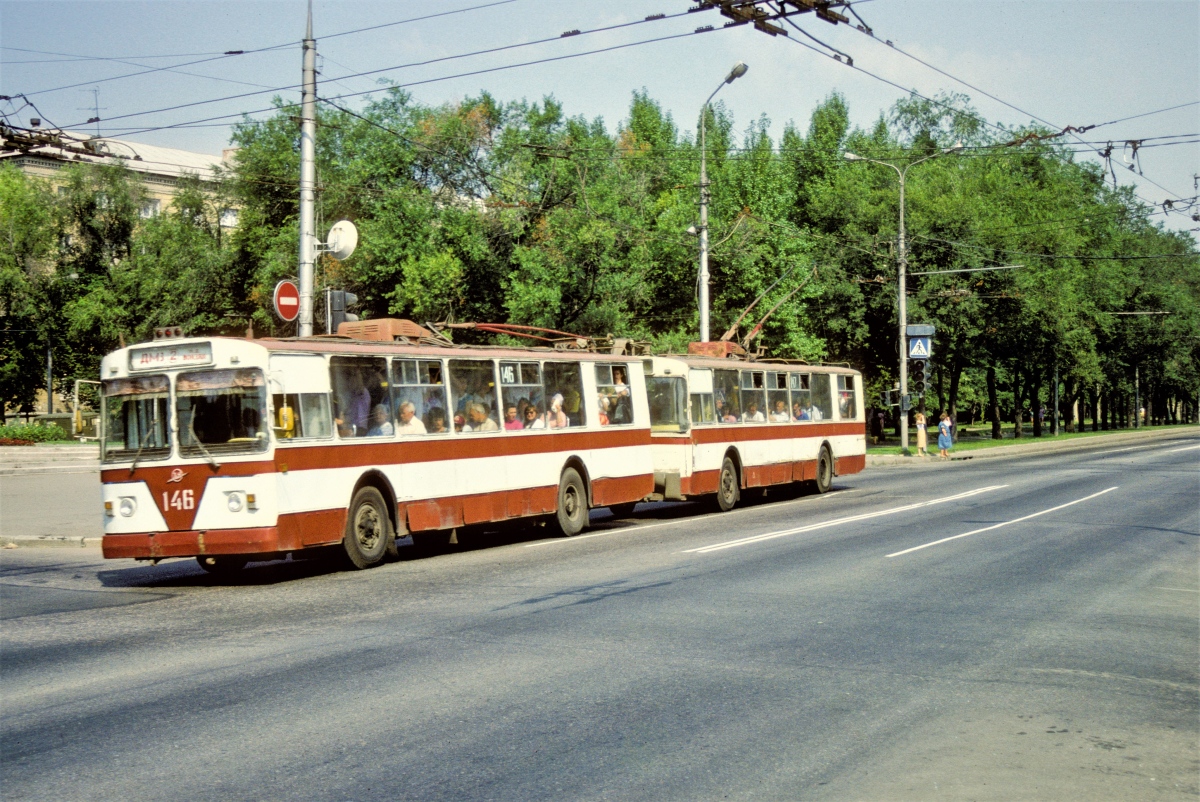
[273,279,300,322]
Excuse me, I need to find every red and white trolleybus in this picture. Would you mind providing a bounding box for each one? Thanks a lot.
[98,319,864,572]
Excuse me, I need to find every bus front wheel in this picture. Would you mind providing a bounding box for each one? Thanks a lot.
[716,457,740,512]
[555,468,588,537]
[344,486,391,569]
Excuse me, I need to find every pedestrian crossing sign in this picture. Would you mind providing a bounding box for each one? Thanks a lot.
[908,337,931,359]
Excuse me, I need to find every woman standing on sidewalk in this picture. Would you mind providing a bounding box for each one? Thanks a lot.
[915,411,928,456]
[937,412,953,459]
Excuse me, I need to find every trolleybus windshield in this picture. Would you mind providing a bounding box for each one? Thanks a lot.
[176,369,268,457]
[101,375,171,463]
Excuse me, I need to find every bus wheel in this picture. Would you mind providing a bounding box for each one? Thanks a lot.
[196,555,248,574]
[716,457,740,512]
[344,487,391,569]
[555,468,588,536]
[814,446,833,494]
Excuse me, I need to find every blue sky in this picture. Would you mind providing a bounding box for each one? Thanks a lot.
[3,1,1197,233]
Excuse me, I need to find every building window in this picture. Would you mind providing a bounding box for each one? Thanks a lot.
[219,208,239,228]
[139,199,161,218]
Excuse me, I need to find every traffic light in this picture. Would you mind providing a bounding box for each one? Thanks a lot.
[327,289,359,332]
[910,359,927,395]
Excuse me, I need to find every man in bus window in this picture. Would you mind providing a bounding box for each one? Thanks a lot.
[396,401,426,435]
[367,404,394,437]
[503,404,523,431]
[463,402,498,432]
[793,401,809,421]
[427,408,447,433]
[769,399,790,422]
[743,400,765,422]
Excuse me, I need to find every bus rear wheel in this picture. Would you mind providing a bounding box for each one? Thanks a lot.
[813,446,833,494]
[716,456,740,512]
[196,555,248,574]
[555,468,588,537]
[344,486,391,569]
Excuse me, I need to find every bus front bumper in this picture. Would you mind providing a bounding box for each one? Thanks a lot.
[103,528,285,560]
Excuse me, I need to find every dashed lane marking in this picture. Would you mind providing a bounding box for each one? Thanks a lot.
[886,486,1119,558]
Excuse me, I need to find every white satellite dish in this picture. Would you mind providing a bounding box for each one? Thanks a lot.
[325,219,358,261]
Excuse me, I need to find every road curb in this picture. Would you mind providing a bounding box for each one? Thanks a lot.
[865,426,1196,468]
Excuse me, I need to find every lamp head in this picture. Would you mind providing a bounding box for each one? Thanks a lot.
[725,62,749,83]
[844,152,861,161]
[943,141,964,155]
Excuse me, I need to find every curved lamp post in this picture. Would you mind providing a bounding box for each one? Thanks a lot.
[698,61,748,342]
[844,142,962,453]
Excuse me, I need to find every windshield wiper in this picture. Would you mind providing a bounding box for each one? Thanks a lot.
[187,415,220,470]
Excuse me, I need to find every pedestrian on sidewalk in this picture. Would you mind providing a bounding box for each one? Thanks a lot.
[937,412,953,459]
[915,410,928,456]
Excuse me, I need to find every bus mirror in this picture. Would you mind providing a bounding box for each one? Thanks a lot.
[276,404,295,438]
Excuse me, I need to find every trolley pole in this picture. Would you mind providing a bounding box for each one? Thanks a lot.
[297,1,317,337]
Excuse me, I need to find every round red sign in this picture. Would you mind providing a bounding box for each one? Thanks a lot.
[273,280,301,322]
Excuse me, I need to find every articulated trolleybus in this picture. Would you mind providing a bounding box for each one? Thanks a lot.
[99,319,865,572]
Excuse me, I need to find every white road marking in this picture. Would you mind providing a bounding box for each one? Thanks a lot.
[886,486,1119,558]
[682,485,1009,555]
[1162,443,1200,454]
[524,488,861,548]
[1152,586,1199,593]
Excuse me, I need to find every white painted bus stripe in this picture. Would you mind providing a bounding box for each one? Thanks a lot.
[683,485,1009,554]
[886,486,1119,558]
[524,488,862,548]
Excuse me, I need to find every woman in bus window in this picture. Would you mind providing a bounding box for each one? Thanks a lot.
[524,403,545,429]
[427,408,447,433]
[503,404,524,431]
[598,395,611,426]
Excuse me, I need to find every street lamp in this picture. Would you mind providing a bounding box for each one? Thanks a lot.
[698,61,748,342]
[844,142,962,453]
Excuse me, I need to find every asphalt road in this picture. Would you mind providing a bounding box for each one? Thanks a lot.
[2,432,1197,801]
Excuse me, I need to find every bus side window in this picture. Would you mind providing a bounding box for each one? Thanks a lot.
[790,373,814,420]
[739,371,766,422]
[499,361,543,432]
[330,356,390,437]
[837,374,858,420]
[810,373,834,421]
[766,372,790,422]
[594,363,631,426]
[449,359,499,433]
[392,358,448,434]
[714,369,740,424]
[545,362,585,428]
[271,393,331,439]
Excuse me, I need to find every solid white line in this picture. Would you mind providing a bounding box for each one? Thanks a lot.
[1152,586,1200,593]
[683,485,1009,554]
[524,488,861,548]
[1162,443,1200,454]
[886,486,1119,558]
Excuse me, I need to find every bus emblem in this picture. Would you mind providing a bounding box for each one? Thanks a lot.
[167,468,187,483]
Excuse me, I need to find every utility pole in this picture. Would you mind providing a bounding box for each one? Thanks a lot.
[844,144,962,454]
[1052,363,1059,435]
[297,1,318,337]
[697,62,748,342]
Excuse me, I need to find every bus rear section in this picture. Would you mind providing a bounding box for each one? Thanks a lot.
[99,332,656,570]
[641,356,865,509]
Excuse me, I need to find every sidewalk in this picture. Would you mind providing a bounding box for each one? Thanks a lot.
[0,443,100,476]
[865,424,1197,467]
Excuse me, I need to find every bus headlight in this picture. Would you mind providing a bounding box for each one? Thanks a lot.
[227,492,244,513]
[119,497,137,517]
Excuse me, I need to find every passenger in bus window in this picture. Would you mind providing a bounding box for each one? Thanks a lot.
[793,401,809,421]
[563,388,582,427]
[546,394,568,429]
[743,400,765,422]
[367,404,394,437]
[396,401,426,435]
[769,399,790,422]
[427,408,447,433]
[462,402,498,432]
[598,395,610,426]
[524,403,545,429]
[807,401,824,420]
[503,404,524,431]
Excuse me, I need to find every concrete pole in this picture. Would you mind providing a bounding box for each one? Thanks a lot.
[896,169,908,453]
[699,109,710,342]
[297,1,317,337]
